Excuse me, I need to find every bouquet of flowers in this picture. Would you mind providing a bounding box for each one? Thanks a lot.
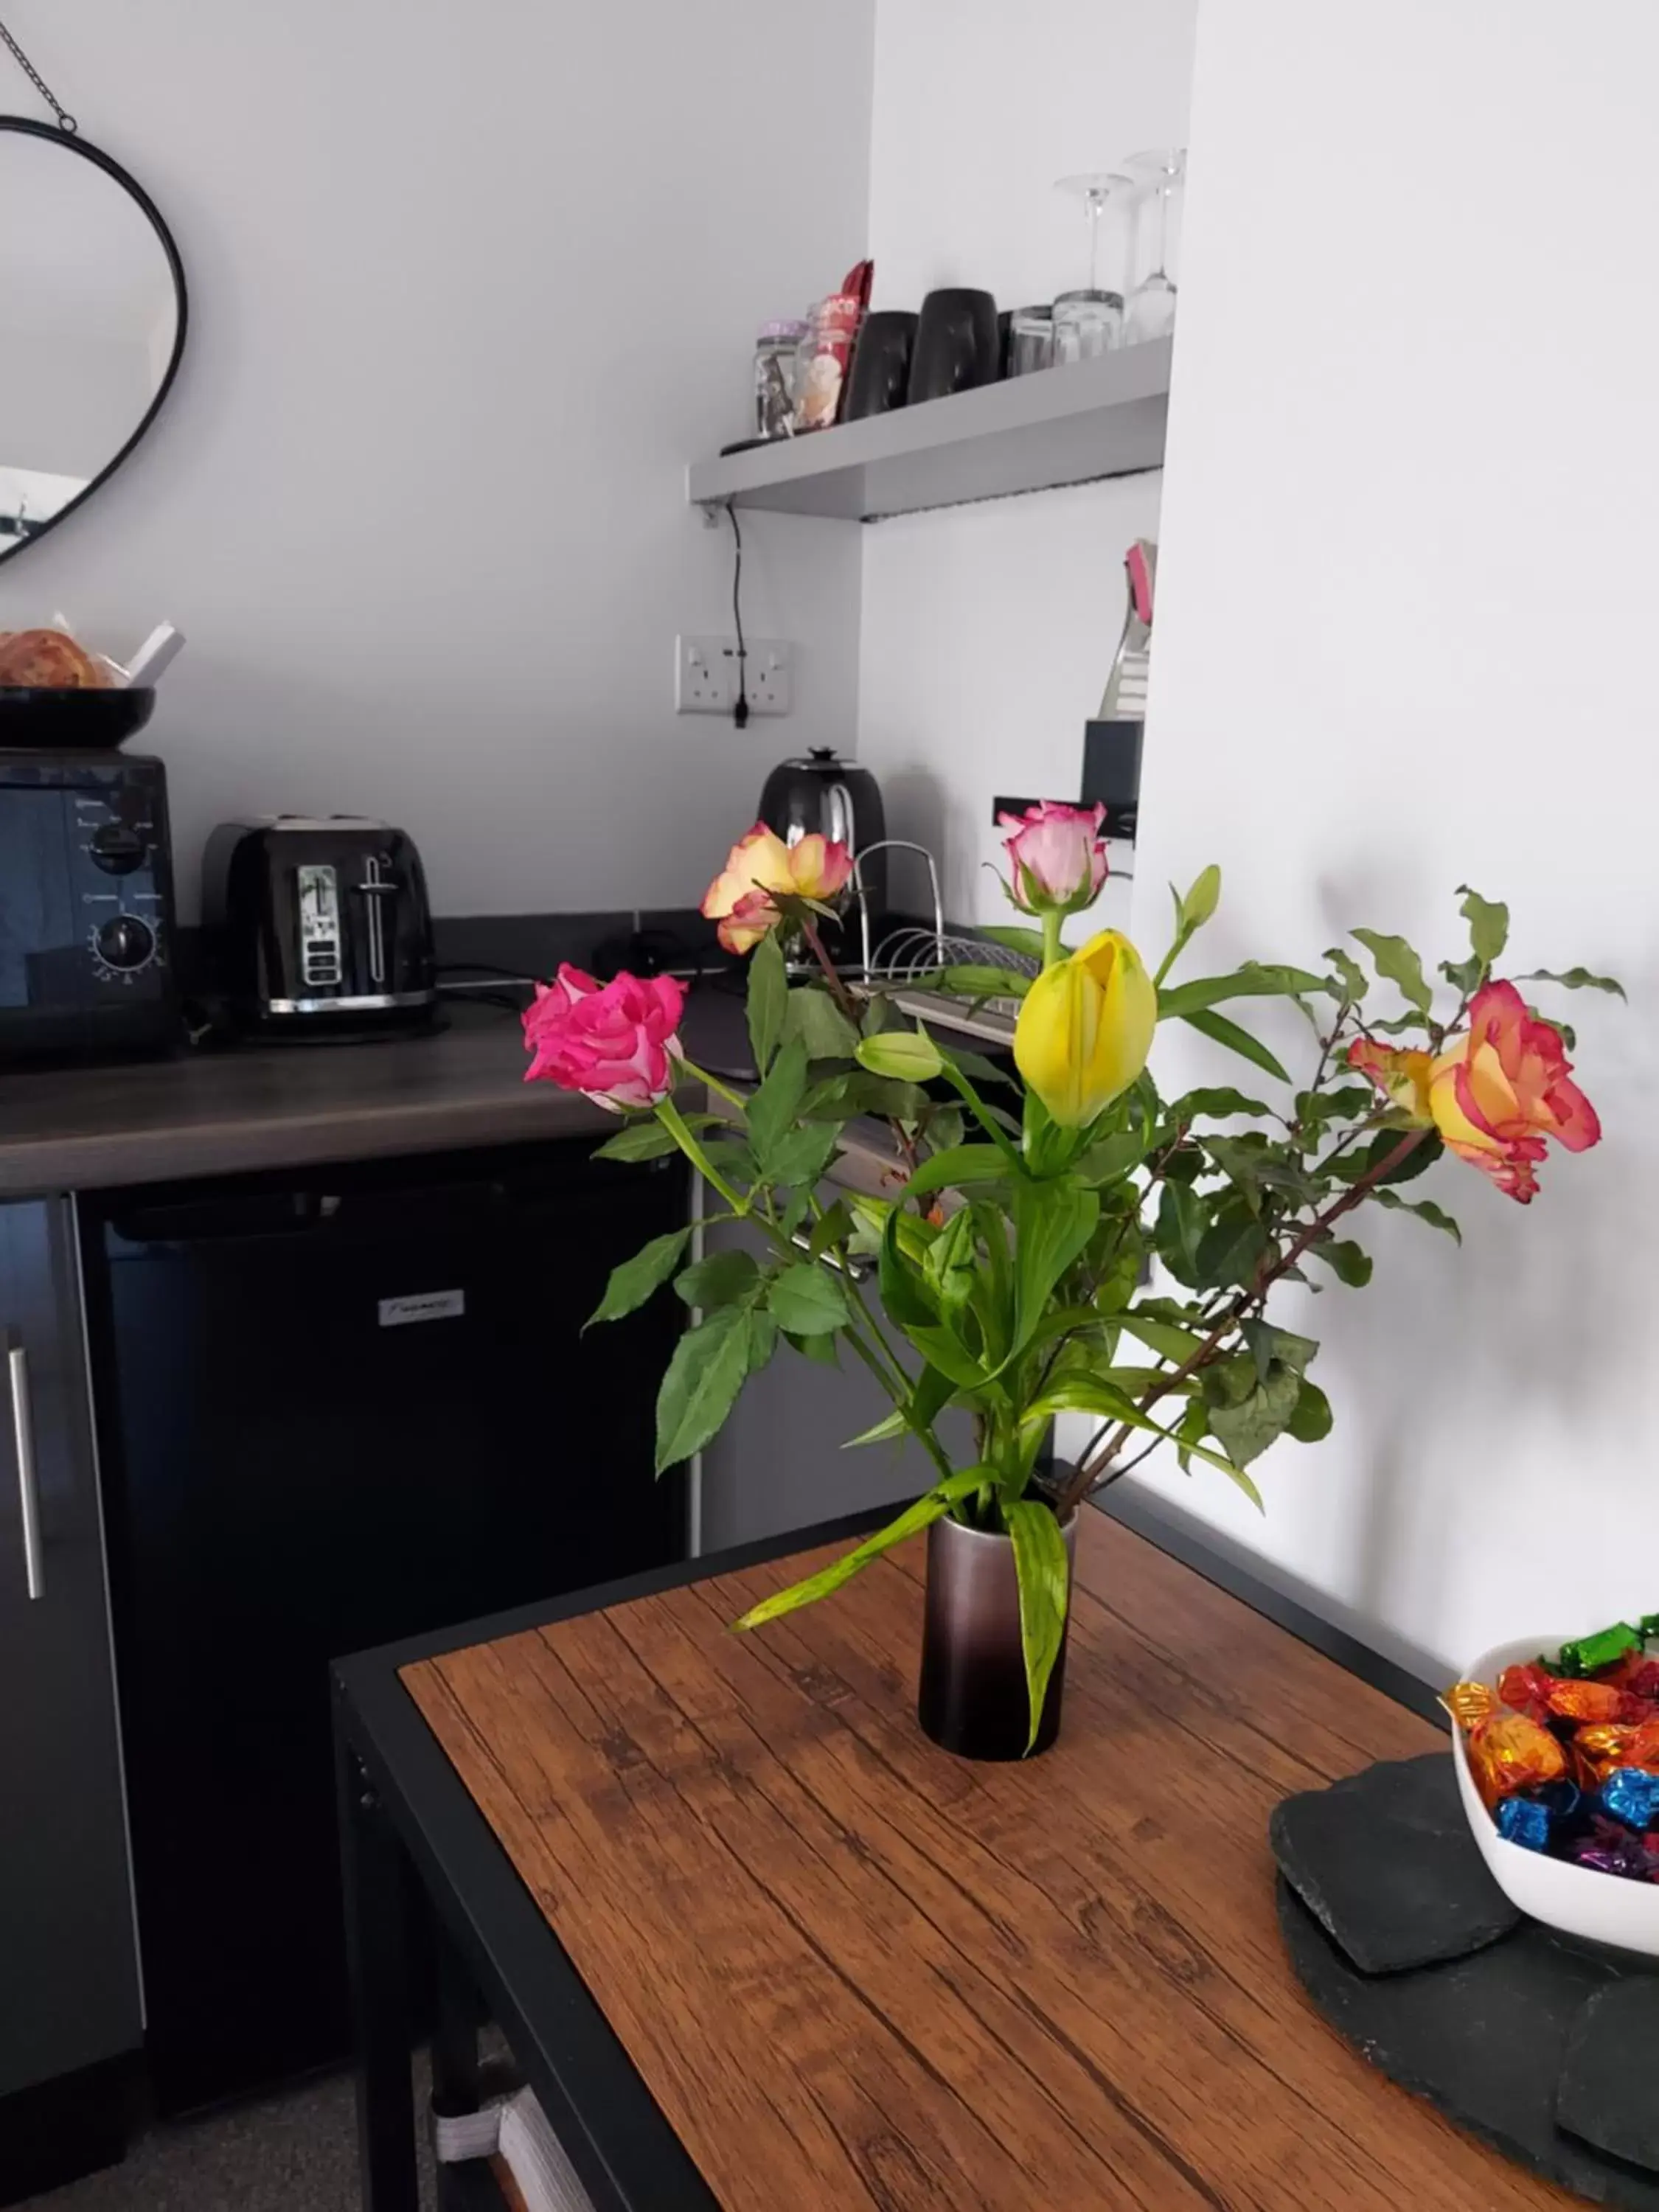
[524,807,1615,1750]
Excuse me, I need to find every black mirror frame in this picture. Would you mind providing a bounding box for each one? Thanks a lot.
[0,115,188,569]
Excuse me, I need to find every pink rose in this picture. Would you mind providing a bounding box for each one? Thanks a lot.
[522,964,686,1111]
[997,801,1109,917]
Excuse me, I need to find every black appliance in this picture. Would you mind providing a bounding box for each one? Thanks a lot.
[758,748,888,928]
[908,287,1000,403]
[0,748,177,1062]
[80,1139,689,2111]
[201,815,437,1036]
[845,309,919,420]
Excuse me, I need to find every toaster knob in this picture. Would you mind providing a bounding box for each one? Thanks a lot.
[94,914,156,972]
[89,823,147,874]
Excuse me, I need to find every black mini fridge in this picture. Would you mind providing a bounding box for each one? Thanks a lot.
[80,1139,688,2112]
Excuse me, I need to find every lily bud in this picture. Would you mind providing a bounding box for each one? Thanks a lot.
[1014,929,1156,1127]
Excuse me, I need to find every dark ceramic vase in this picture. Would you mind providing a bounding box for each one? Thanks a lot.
[917,1509,1077,1761]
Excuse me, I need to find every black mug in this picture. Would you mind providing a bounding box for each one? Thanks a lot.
[845,310,919,420]
[908,288,1000,403]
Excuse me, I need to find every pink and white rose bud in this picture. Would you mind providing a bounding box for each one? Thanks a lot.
[522,964,686,1111]
[997,801,1109,917]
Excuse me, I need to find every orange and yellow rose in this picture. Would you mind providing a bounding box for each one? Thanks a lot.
[1348,979,1600,1203]
[700,823,854,956]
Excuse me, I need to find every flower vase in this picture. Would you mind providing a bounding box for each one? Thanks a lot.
[917,1509,1078,1761]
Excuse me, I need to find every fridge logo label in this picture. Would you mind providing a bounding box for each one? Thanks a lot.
[378,1290,466,1327]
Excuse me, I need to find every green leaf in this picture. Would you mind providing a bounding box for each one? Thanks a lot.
[878,1207,942,1332]
[939,964,1032,1001]
[745,1310,779,1374]
[1157,965,1329,1022]
[1295,1084,1376,1130]
[856,1030,945,1082]
[807,1199,855,1259]
[978,923,1051,962]
[1166,1087,1270,1124]
[594,1114,720,1164]
[1456,886,1509,968]
[1440,953,1483,995]
[654,1306,754,1472]
[1350,928,1433,1016]
[1307,1237,1373,1287]
[767,1262,849,1336]
[734,1469,991,1629]
[1239,1318,1318,1382]
[1324,946,1369,1003]
[1517,967,1627,1001]
[1204,1356,1300,1471]
[802,1071,931,1124]
[586,1226,693,1329]
[1155,1180,1206,1287]
[786,1327,840,1368]
[757,1121,839,1194]
[673,1247,760,1310]
[1203,1133,1273,1211]
[1327,1127,1442,1186]
[746,1037,809,1169]
[1194,1198,1271,1290]
[1178,1007,1293,1085]
[1287,1377,1334,1443]
[1004,1501,1072,1753]
[1374,1189,1462,1242]
[923,1206,978,1324]
[1179,863,1222,930]
[903,1144,1014,1200]
[781,985,860,1061]
[945,1045,1020,1093]
[1010,1178,1100,1354]
[745,930,787,1075]
[1118,1312,1204,1365]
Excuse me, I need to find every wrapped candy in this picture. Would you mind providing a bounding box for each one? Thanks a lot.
[1599,1767,1659,1831]
[1441,1680,1497,1730]
[1467,1710,1568,1811]
[1571,1723,1641,1787]
[1556,1623,1643,1677]
[1596,1652,1659,1699]
[1546,1677,1629,1725]
[1563,1816,1656,1881]
[1496,1797,1551,1852]
[1497,1663,1553,1721]
[1627,1719,1659,1768]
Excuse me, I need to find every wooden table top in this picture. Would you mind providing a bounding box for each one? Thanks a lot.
[403,1512,1575,2211]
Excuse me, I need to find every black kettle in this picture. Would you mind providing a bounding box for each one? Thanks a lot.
[758,748,887,928]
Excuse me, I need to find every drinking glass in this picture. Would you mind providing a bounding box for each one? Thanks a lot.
[1124,148,1186,344]
[1008,305,1054,375]
[1051,173,1133,363]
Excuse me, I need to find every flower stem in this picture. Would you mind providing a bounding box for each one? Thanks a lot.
[1040,911,1066,971]
[675,1054,748,1111]
[654,1096,748,1215]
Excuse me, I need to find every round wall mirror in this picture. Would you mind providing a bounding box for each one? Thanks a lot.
[0,117,187,564]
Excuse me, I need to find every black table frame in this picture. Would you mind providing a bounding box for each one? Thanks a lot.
[331,1489,1444,2212]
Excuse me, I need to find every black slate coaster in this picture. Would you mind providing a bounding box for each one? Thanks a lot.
[1559,1980,1659,2173]
[1279,1875,1659,2206]
[1270,1751,1522,1972]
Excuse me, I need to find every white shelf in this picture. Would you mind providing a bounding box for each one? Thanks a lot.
[686,338,1171,523]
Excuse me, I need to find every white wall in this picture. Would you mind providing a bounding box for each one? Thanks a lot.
[1095,0,1659,1679]
[0,330,152,481]
[858,0,1196,929]
[0,3,874,918]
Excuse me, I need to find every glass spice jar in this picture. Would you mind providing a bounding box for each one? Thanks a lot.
[754,319,808,440]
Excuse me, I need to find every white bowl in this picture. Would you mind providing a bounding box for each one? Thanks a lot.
[1451,1633,1659,1957]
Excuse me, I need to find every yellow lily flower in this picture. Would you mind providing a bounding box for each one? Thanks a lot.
[1015,929,1157,1127]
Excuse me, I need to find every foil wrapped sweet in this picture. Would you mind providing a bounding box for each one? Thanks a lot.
[1449,1613,1659,1885]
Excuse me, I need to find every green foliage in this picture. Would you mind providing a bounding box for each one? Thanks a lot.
[594,1114,720,1163]
[979,922,1052,961]
[1178,1006,1293,1084]
[1005,1501,1071,1752]
[1156,965,1329,1022]
[1350,928,1433,1015]
[767,1263,849,1336]
[1307,1237,1373,1287]
[938,964,1032,1001]
[802,1071,931,1124]
[734,1468,992,1630]
[856,1029,945,1082]
[654,1304,768,1472]
[904,1145,1015,1200]
[745,1039,810,1172]
[1374,1189,1461,1242]
[1166,1087,1271,1123]
[1179,863,1222,930]
[781,986,860,1062]
[673,1248,759,1310]
[1457,886,1509,969]
[586,1227,693,1328]
[1518,967,1627,1000]
[1324,946,1368,1002]
[745,931,787,1074]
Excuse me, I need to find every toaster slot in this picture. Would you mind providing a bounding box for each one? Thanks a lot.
[296,863,342,989]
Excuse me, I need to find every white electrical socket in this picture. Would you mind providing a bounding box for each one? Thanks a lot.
[675,635,793,717]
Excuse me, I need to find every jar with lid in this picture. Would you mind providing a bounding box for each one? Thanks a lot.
[754,319,808,440]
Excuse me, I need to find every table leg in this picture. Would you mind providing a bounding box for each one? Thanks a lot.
[431,1915,484,2212]
[335,1719,420,2212]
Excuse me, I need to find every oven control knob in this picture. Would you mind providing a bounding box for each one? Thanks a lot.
[94,914,156,972]
[89,823,147,874]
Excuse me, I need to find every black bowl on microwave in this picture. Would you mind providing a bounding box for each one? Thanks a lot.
[0,684,155,749]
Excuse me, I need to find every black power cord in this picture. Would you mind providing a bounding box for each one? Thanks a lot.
[726,500,749,730]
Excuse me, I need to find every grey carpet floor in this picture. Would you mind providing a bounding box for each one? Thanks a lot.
[27,2067,437,2212]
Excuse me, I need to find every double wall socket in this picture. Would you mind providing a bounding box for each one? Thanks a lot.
[675,635,793,717]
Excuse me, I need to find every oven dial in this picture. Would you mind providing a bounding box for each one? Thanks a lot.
[94,914,157,973]
[90,823,148,874]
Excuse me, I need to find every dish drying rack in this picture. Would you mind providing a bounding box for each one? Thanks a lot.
[827,839,1037,1047]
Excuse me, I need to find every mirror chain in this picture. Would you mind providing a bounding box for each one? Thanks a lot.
[0,15,74,132]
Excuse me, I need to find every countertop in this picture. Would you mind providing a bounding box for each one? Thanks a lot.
[0,984,914,1203]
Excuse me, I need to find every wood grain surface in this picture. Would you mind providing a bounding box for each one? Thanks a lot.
[403,1513,1576,2211]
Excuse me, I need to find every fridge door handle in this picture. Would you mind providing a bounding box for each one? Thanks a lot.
[9,1342,44,1600]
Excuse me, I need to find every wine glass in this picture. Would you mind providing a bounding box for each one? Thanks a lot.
[1052,173,1134,363]
[1124,148,1186,344]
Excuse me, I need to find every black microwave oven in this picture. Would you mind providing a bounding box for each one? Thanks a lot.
[0,749,178,1061]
